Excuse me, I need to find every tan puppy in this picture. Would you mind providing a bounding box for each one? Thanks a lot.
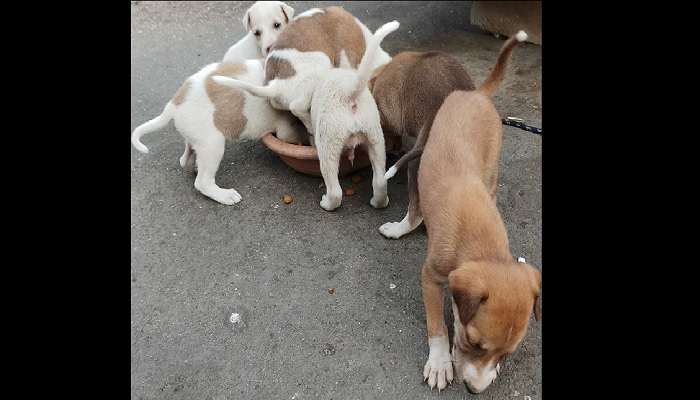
[368,51,476,239]
[416,32,541,394]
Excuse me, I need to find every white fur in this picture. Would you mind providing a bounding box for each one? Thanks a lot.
[353,17,393,71]
[131,59,305,206]
[516,30,528,42]
[294,8,323,19]
[307,21,399,211]
[423,335,453,391]
[222,1,295,63]
[384,165,397,180]
[378,213,421,239]
[215,48,332,135]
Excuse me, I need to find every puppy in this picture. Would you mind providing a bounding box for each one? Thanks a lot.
[131,59,305,205]
[368,51,476,239]
[222,1,295,63]
[216,6,393,135]
[305,21,400,211]
[214,20,399,211]
[415,32,540,394]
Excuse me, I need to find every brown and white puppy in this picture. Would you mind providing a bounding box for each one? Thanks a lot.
[222,1,295,63]
[416,31,541,394]
[220,6,392,136]
[131,59,305,206]
[368,51,476,239]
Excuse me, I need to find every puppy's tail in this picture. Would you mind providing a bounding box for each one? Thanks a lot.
[131,102,176,154]
[478,30,527,97]
[212,76,276,99]
[350,20,400,101]
[385,119,430,180]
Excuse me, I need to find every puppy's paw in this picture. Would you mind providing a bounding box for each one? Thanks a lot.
[320,194,341,211]
[379,220,408,239]
[370,194,389,209]
[214,188,242,205]
[423,353,453,391]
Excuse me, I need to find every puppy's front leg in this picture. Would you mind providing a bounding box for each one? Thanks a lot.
[421,264,453,391]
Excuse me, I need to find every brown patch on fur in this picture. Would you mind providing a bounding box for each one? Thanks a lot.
[264,57,296,84]
[418,90,540,370]
[172,80,191,106]
[205,63,249,139]
[266,6,366,84]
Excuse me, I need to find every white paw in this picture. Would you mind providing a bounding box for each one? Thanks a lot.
[423,353,453,391]
[379,221,407,239]
[370,194,389,209]
[215,189,242,205]
[320,194,341,211]
[384,165,397,180]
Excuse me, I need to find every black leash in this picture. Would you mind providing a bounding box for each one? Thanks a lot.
[502,117,542,135]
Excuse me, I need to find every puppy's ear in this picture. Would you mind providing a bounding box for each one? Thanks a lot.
[280,2,295,22]
[242,8,252,31]
[448,266,488,325]
[526,265,542,321]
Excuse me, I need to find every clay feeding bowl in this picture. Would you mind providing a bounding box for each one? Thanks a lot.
[261,132,402,177]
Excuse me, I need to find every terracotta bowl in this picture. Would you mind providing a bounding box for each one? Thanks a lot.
[261,132,402,177]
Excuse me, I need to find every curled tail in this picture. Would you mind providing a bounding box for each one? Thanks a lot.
[478,30,527,97]
[131,102,176,154]
[350,20,400,101]
[212,76,276,99]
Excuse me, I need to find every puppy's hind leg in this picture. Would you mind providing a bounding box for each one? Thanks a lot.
[379,159,423,239]
[192,133,242,205]
[365,127,389,209]
[179,142,195,172]
[317,136,344,211]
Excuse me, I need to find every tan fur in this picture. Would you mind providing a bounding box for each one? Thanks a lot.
[205,63,249,139]
[172,80,191,106]
[265,6,366,83]
[264,57,296,84]
[418,90,541,374]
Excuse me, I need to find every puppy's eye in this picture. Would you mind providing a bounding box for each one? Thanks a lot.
[274,22,281,29]
[254,30,261,37]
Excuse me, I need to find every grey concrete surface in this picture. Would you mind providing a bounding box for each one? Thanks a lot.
[131,2,541,399]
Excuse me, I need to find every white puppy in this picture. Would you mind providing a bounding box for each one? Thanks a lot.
[222,1,295,63]
[213,21,400,211]
[131,59,305,205]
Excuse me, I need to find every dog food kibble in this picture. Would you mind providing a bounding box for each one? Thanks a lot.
[351,175,362,183]
[328,288,335,295]
[282,194,293,204]
[344,188,355,196]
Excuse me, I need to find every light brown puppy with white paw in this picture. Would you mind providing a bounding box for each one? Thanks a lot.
[417,32,541,394]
